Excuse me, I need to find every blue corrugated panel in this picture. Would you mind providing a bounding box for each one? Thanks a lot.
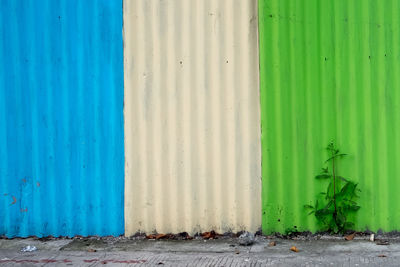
[0,0,124,237]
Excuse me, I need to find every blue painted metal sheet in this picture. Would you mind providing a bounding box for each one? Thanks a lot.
[0,0,124,237]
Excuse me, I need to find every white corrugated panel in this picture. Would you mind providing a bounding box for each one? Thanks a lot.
[124,0,261,235]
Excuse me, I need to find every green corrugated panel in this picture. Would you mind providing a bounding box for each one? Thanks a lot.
[259,0,400,233]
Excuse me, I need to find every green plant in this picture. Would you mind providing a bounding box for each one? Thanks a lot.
[305,142,360,233]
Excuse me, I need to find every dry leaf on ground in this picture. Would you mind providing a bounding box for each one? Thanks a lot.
[290,246,299,252]
[345,233,355,241]
[146,234,169,240]
[201,231,221,240]
[155,234,167,240]
[268,241,276,247]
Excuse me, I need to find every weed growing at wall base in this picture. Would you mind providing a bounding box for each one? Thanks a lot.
[305,142,361,233]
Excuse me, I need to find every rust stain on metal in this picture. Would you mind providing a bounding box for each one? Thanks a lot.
[10,196,16,205]
[201,231,222,240]
[146,232,193,240]
[146,234,168,240]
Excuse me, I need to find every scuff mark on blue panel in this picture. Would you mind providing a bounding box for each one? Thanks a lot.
[0,0,124,237]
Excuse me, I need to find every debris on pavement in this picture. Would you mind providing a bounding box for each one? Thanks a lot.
[345,233,355,241]
[370,234,375,241]
[146,232,193,240]
[238,232,255,246]
[202,231,222,240]
[59,238,107,251]
[147,234,169,240]
[177,232,193,240]
[376,240,389,245]
[37,236,56,242]
[3,236,400,266]
[21,245,37,252]
[87,249,97,252]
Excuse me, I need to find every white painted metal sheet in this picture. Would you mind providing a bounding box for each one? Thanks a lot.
[124,0,261,235]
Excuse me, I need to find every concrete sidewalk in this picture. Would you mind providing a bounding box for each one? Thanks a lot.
[0,235,399,266]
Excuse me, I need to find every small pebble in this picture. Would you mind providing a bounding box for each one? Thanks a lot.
[238,232,255,246]
[21,246,37,252]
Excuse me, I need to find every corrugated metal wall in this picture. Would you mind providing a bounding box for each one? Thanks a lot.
[0,0,124,237]
[124,0,261,235]
[259,0,400,233]
[4,0,400,238]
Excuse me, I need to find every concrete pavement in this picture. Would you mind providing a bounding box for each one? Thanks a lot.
[0,235,399,266]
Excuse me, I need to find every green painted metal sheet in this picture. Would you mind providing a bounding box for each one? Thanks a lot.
[259,0,400,233]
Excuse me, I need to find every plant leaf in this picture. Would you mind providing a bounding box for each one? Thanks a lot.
[346,205,360,211]
[337,176,348,182]
[325,153,347,163]
[305,142,360,233]
[338,181,357,197]
[327,142,335,151]
[333,224,339,234]
[343,222,355,230]
[315,174,332,179]
[326,182,332,199]
[324,200,333,210]
[336,212,346,226]
[315,207,333,216]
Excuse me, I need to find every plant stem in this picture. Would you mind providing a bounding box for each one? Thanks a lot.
[332,149,337,223]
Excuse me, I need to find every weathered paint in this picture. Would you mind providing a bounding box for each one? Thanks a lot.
[0,0,124,237]
[259,0,400,233]
[124,0,261,235]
